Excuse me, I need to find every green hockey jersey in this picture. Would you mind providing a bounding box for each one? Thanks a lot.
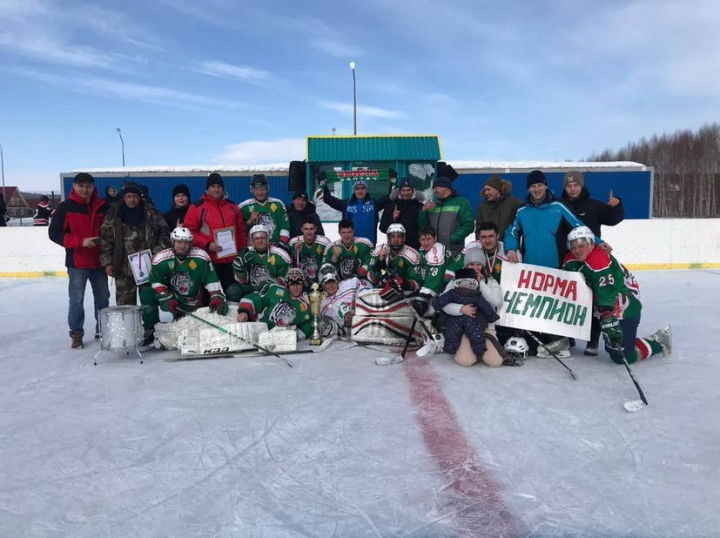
[289,235,333,283]
[232,245,291,294]
[322,238,373,281]
[417,242,453,296]
[150,247,224,309]
[238,283,314,338]
[367,244,421,291]
[238,197,290,244]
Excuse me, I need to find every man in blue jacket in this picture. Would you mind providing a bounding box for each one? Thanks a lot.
[320,177,389,245]
[504,170,601,269]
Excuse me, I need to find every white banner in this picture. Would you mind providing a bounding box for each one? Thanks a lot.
[498,262,592,340]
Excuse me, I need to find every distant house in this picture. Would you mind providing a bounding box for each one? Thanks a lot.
[0,187,32,219]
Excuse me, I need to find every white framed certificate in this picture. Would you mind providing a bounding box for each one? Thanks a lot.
[128,249,153,285]
[214,226,237,258]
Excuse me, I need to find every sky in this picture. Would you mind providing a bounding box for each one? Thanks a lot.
[1,0,719,191]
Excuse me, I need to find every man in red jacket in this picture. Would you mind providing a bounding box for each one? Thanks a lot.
[49,173,111,349]
[184,172,247,292]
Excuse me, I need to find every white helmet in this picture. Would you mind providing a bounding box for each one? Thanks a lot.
[170,226,193,242]
[319,263,339,285]
[387,223,406,235]
[249,224,269,238]
[504,336,529,359]
[566,226,594,249]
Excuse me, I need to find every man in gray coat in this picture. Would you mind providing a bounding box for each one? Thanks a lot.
[474,175,521,241]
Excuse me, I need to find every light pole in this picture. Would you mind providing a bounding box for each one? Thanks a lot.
[0,143,5,193]
[116,127,125,167]
[349,62,357,135]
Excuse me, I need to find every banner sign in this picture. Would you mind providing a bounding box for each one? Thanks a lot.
[498,262,592,340]
[326,169,390,182]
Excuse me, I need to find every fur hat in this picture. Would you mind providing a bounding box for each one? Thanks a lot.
[526,170,548,188]
[484,175,503,192]
[207,172,224,189]
[563,170,584,187]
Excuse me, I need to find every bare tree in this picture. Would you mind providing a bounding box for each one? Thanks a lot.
[589,124,720,217]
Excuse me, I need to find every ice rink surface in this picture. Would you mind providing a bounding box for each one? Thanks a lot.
[1,270,718,537]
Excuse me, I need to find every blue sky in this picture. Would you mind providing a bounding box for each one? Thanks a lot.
[1,0,718,191]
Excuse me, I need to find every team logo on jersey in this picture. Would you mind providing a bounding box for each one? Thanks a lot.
[170,272,192,295]
[339,256,356,278]
[302,255,319,280]
[269,301,296,327]
[188,260,197,270]
[257,213,274,232]
[270,203,278,212]
[250,265,272,287]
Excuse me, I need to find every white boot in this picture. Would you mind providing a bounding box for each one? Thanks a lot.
[416,333,444,357]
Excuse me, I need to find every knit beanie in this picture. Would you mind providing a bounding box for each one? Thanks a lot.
[464,248,484,265]
[563,170,584,187]
[207,172,224,189]
[121,183,142,196]
[398,177,414,189]
[484,175,503,192]
[433,176,453,189]
[526,170,548,188]
[172,184,191,198]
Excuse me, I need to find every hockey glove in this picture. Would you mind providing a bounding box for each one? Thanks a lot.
[165,299,181,315]
[600,314,623,351]
[379,275,403,303]
[208,295,228,315]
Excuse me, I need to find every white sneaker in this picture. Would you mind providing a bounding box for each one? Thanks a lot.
[416,334,444,357]
[650,325,672,357]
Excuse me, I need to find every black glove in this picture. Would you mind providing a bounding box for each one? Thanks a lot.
[600,313,622,351]
[411,293,431,317]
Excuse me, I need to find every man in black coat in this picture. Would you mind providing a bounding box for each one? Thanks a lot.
[379,178,423,249]
[163,184,191,230]
[561,170,624,356]
[287,190,324,239]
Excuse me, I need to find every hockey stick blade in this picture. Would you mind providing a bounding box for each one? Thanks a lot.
[623,399,647,413]
[375,355,404,366]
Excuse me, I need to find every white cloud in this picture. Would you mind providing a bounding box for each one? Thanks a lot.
[320,100,405,119]
[215,138,306,164]
[198,61,272,83]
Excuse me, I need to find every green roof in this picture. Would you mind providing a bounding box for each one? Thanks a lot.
[307,135,441,163]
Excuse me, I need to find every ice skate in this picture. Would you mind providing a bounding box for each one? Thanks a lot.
[416,333,444,357]
[649,325,672,357]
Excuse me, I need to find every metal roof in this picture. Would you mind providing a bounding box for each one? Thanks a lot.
[307,135,441,163]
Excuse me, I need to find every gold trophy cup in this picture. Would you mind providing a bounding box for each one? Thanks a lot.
[309,282,323,346]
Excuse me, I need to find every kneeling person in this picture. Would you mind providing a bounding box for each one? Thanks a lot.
[563,226,671,364]
[144,227,228,346]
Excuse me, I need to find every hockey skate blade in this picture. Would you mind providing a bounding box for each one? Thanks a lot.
[375,355,404,366]
[624,399,647,413]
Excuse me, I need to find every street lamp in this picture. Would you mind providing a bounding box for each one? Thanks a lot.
[0,143,5,193]
[116,127,125,167]
[349,61,357,135]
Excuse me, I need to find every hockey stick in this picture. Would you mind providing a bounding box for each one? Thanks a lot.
[375,315,419,365]
[524,330,577,380]
[619,355,648,412]
[179,308,295,368]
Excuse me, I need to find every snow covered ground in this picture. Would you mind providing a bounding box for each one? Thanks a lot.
[1,270,718,537]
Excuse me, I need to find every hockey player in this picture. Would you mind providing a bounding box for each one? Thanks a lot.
[410,227,454,316]
[238,174,290,246]
[319,264,371,332]
[228,224,291,301]
[431,268,500,360]
[562,226,671,364]
[322,219,373,281]
[236,272,314,339]
[288,216,332,286]
[144,227,228,346]
[367,223,421,295]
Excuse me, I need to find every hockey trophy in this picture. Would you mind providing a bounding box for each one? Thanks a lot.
[309,282,323,346]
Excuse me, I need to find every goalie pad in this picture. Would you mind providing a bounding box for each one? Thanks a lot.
[258,327,297,353]
[354,289,425,317]
[178,321,267,356]
[350,314,423,345]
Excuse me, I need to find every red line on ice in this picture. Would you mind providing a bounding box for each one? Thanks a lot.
[403,354,522,536]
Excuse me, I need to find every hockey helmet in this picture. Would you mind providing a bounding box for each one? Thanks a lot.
[249,224,269,238]
[386,223,406,236]
[504,336,529,359]
[319,263,339,285]
[170,226,193,242]
[286,267,305,285]
[567,226,594,249]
